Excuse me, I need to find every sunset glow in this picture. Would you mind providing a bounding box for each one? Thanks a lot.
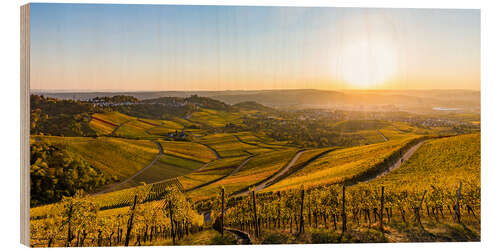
[29,4,480,91]
[339,38,398,88]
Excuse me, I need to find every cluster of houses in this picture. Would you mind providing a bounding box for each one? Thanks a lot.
[165,130,187,140]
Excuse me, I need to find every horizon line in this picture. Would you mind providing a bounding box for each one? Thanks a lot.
[30,88,481,93]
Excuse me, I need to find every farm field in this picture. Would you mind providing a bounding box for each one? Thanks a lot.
[29,94,481,246]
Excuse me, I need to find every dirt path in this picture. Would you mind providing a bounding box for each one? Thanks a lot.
[354,140,427,185]
[184,156,255,192]
[110,120,133,136]
[93,141,163,195]
[377,129,389,141]
[224,228,252,244]
[254,150,304,191]
[198,143,221,160]
[231,150,305,197]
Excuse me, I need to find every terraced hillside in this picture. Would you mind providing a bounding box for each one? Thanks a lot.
[187,149,298,200]
[265,136,424,191]
[178,157,249,191]
[89,112,136,135]
[114,119,160,139]
[158,140,217,163]
[358,133,480,190]
[196,133,267,158]
[31,135,159,182]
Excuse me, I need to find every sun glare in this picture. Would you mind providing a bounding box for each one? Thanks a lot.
[339,38,398,88]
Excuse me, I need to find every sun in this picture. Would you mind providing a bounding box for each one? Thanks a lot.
[339,38,398,88]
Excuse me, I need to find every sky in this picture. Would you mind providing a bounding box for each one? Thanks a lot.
[30,3,480,91]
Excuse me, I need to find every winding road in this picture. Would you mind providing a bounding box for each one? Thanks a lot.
[231,150,305,197]
[253,150,305,191]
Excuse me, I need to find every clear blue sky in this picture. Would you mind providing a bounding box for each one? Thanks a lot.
[30,3,480,91]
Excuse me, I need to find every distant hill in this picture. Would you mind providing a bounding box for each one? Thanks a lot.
[233,101,275,112]
[32,89,480,112]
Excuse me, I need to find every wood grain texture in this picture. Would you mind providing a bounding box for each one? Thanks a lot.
[20,3,30,246]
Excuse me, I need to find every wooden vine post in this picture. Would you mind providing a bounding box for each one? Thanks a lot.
[252,190,259,237]
[169,200,176,245]
[454,181,462,224]
[277,191,281,229]
[379,186,385,233]
[341,185,347,240]
[124,195,138,247]
[416,190,427,229]
[221,187,225,236]
[299,188,305,234]
[65,203,74,247]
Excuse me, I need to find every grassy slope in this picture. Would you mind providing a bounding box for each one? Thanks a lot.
[32,136,159,181]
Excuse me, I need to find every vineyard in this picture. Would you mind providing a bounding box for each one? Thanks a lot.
[29,95,481,246]
[29,133,480,246]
